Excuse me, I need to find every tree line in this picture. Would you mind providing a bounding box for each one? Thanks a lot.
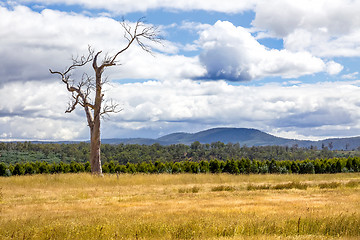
[1,141,357,166]
[1,156,359,176]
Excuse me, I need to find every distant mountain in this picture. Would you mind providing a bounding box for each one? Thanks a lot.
[157,128,290,145]
[102,127,360,150]
[6,127,360,151]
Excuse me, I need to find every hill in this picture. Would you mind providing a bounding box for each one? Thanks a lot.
[157,128,291,145]
[104,127,360,150]
[4,127,360,150]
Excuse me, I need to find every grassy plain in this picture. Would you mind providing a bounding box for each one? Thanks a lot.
[1,173,359,239]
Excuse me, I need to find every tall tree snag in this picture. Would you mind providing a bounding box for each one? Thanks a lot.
[50,18,161,175]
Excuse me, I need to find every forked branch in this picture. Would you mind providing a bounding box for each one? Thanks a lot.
[49,17,161,175]
[50,18,161,122]
[49,46,95,114]
[101,99,122,118]
[113,18,162,62]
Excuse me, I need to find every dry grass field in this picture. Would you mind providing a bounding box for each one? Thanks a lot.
[1,173,359,239]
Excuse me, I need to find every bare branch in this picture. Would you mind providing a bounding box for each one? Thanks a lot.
[65,92,80,113]
[49,18,162,175]
[50,17,161,129]
[108,17,162,65]
[49,47,96,115]
[64,46,94,76]
[101,99,122,119]
[92,50,102,71]
[99,76,108,87]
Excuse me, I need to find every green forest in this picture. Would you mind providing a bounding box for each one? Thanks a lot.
[1,141,360,176]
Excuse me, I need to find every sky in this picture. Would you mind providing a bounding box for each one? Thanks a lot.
[1,0,360,141]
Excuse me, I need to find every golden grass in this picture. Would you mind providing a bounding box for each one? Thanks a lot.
[1,173,359,239]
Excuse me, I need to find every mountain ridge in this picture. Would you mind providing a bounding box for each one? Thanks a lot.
[5,127,360,151]
[101,127,360,150]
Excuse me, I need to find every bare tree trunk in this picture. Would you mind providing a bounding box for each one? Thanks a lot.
[90,124,102,174]
[50,18,161,175]
[90,67,104,175]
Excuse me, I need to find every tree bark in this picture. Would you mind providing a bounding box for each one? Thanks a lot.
[90,123,102,174]
[89,60,104,175]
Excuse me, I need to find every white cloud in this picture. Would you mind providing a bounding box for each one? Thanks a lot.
[109,50,205,82]
[253,0,360,57]
[283,28,360,57]
[253,0,360,37]
[0,81,88,140]
[102,79,360,140]
[0,4,349,85]
[0,6,205,86]
[1,1,359,142]
[9,0,360,60]
[326,61,343,75]
[342,72,359,80]
[101,79,360,140]
[2,78,360,140]
[196,21,337,81]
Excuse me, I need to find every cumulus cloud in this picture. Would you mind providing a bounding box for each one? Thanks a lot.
[99,80,360,140]
[2,78,360,140]
[1,1,359,142]
[326,61,344,75]
[253,0,360,37]
[0,81,88,140]
[0,5,204,86]
[10,0,360,60]
[196,21,339,81]
[0,4,347,86]
[253,0,360,57]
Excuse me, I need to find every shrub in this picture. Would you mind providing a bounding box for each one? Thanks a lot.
[154,161,166,173]
[199,160,210,173]
[190,162,200,173]
[209,159,222,173]
[268,159,280,174]
[272,181,308,190]
[300,162,315,174]
[318,182,341,189]
[115,164,127,173]
[5,169,12,177]
[24,162,35,175]
[223,159,239,174]
[250,161,259,174]
[171,162,182,174]
[211,185,236,192]
[102,163,110,173]
[125,162,136,173]
[70,161,85,173]
[345,180,360,188]
[258,164,269,174]
[13,163,25,176]
[38,162,50,174]
[8,164,14,175]
[178,186,200,193]
[84,162,91,172]
[0,162,7,176]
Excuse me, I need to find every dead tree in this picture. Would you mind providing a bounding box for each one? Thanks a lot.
[50,18,161,175]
